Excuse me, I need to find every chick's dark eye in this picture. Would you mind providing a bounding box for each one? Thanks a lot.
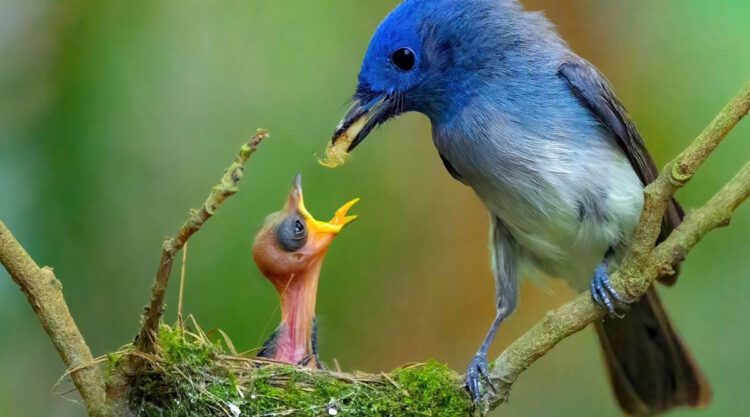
[294,219,305,234]
[277,215,307,252]
[391,47,415,71]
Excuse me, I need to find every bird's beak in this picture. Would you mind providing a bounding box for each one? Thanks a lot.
[322,93,394,168]
[286,174,359,236]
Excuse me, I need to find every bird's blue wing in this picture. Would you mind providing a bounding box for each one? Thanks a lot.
[558,58,683,284]
[558,58,658,185]
[439,152,465,184]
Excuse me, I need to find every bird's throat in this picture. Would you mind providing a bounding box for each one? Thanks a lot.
[272,264,322,364]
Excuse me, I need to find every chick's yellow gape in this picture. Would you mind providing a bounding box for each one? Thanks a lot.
[252,174,357,368]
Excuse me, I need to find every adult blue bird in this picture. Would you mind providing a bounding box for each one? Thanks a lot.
[327,0,711,415]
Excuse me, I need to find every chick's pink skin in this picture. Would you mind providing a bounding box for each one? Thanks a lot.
[252,180,356,366]
[253,226,334,364]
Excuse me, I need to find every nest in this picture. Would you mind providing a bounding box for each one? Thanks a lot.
[111,319,474,417]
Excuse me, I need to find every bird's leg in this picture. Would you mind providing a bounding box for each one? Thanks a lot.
[466,217,517,402]
[590,263,631,318]
[466,311,506,401]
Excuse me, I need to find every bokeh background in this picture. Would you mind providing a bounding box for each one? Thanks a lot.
[1,1,749,416]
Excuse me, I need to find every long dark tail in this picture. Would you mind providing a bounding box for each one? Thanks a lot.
[595,288,711,416]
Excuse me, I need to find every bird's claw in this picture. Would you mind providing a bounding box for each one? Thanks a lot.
[466,354,494,402]
[590,263,630,318]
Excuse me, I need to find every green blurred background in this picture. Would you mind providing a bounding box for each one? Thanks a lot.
[1,1,748,416]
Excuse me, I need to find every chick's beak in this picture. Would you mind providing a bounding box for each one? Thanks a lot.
[286,174,359,238]
[299,197,359,236]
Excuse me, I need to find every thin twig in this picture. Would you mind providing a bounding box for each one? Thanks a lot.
[106,130,269,413]
[137,128,269,354]
[619,80,750,296]
[652,160,750,268]
[177,241,188,334]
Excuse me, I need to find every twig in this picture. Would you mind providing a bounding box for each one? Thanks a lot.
[107,130,269,413]
[652,161,750,269]
[480,80,750,412]
[618,80,750,296]
[136,128,269,354]
[177,241,188,334]
[0,221,110,417]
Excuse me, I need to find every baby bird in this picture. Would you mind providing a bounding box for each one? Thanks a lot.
[253,174,358,368]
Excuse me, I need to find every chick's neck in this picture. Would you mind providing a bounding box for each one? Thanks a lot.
[272,259,324,364]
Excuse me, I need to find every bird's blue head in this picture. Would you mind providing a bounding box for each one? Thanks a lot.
[330,0,542,154]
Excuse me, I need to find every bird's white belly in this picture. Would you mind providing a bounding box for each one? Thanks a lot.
[433,114,645,290]
[473,155,644,290]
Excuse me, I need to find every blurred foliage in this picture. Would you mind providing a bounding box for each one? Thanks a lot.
[1,1,748,416]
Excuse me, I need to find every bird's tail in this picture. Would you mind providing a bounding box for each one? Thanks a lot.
[595,287,711,416]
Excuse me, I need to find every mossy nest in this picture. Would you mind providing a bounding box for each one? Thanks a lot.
[109,323,475,417]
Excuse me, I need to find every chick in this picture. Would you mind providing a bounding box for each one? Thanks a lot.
[253,174,357,368]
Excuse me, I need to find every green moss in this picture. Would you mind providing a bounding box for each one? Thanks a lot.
[106,351,125,376]
[233,362,471,417]
[393,361,473,416]
[157,325,218,367]
[128,325,475,416]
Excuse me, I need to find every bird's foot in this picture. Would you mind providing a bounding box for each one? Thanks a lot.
[590,263,631,318]
[466,354,495,403]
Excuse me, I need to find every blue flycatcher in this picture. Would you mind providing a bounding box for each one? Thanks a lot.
[327,1,711,415]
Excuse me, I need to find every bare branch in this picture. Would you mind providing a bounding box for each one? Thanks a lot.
[0,221,109,417]
[620,80,750,294]
[653,160,750,269]
[105,130,270,414]
[137,128,269,354]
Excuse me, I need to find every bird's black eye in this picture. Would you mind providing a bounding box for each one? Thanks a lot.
[277,215,307,252]
[294,219,304,234]
[391,47,415,71]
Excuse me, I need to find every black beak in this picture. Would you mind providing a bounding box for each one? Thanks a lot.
[331,93,396,153]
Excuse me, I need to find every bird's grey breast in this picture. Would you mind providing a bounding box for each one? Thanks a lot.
[431,92,644,286]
